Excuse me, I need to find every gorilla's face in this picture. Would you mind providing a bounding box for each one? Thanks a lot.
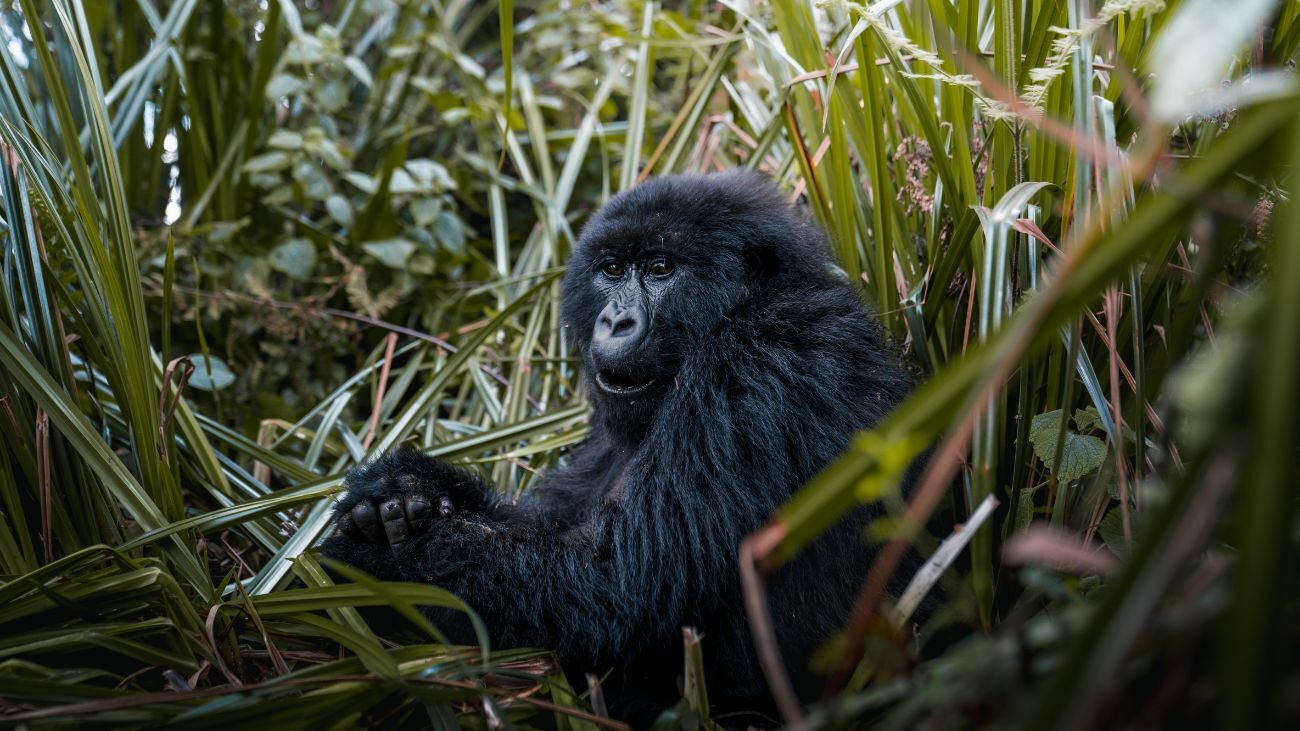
[583,251,681,397]
[562,172,823,432]
[564,219,730,416]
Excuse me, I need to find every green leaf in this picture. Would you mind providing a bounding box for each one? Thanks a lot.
[269,238,317,280]
[313,76,349,112]
[409,253,436,276]
[499,0,515,150]
[433,211,466,254]
[1097,509,1130,563]
[343,171,376,194]
[189,355,236,391]
[362,239,417,268]
[410,197,440,227]
[405,159,454,190]
[292,160,332,200]
[388,168,428,195]
[313,137,348,170]
[1073,406,1104,433]
[343,55,373,87]
[325,194,355,227]
[266,130,304,150]
[265,73,305,99]
[242,151,292,174]
[1028,410,1106,481]
[1015,485,1041,532]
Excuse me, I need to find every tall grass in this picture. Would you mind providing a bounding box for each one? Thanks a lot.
[0,0,1297,728]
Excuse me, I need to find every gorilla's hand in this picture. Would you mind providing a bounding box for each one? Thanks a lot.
[336,490,450,550]
[332,450,491,551]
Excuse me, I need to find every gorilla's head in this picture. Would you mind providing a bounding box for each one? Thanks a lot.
[562,171,833,433]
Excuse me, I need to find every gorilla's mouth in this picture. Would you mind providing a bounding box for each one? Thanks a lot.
[595,368,656,395]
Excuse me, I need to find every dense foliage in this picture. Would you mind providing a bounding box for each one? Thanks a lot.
[0,0,1297,728]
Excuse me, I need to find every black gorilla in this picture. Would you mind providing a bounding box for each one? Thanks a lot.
[323,171,915,724]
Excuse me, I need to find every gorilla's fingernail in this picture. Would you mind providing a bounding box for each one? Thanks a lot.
[351,501,384,543]
[380,498,403,518]
[381,497,410,547]
[406,496,432,529]
[337,513,356,537]
[438,495,455,517]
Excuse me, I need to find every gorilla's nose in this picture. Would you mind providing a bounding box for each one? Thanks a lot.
[592,300,646,358]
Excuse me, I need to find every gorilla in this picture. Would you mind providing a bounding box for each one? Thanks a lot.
[323,171,915,725]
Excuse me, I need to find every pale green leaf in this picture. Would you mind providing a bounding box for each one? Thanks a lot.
[362,239,417,268]
[189,355,236,391]
[269,238,317,280]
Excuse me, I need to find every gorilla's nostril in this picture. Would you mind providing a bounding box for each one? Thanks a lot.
[610,316,637,337]
[594,301,644,345]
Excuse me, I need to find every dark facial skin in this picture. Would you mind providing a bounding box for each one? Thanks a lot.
[586,253,678,395]
[566,243,735,442]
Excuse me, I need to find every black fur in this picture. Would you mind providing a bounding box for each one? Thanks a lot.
[322,171,915,725]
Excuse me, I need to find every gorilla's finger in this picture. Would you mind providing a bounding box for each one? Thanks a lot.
[336,511,359,539]
[438,495,455,518]
[406,495,432,532]
[350,500,384,544]
[380,497,410,549]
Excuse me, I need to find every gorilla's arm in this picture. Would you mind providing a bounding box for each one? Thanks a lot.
[320,447,751,668]
[318,339,815,667]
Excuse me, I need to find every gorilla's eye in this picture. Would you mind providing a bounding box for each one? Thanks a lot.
[600,259,625,278]
[647,257,675,278]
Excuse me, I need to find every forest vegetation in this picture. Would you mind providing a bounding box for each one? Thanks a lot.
[0,0,1298,728]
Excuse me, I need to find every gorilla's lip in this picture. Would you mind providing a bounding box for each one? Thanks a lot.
[595,369,656,395]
